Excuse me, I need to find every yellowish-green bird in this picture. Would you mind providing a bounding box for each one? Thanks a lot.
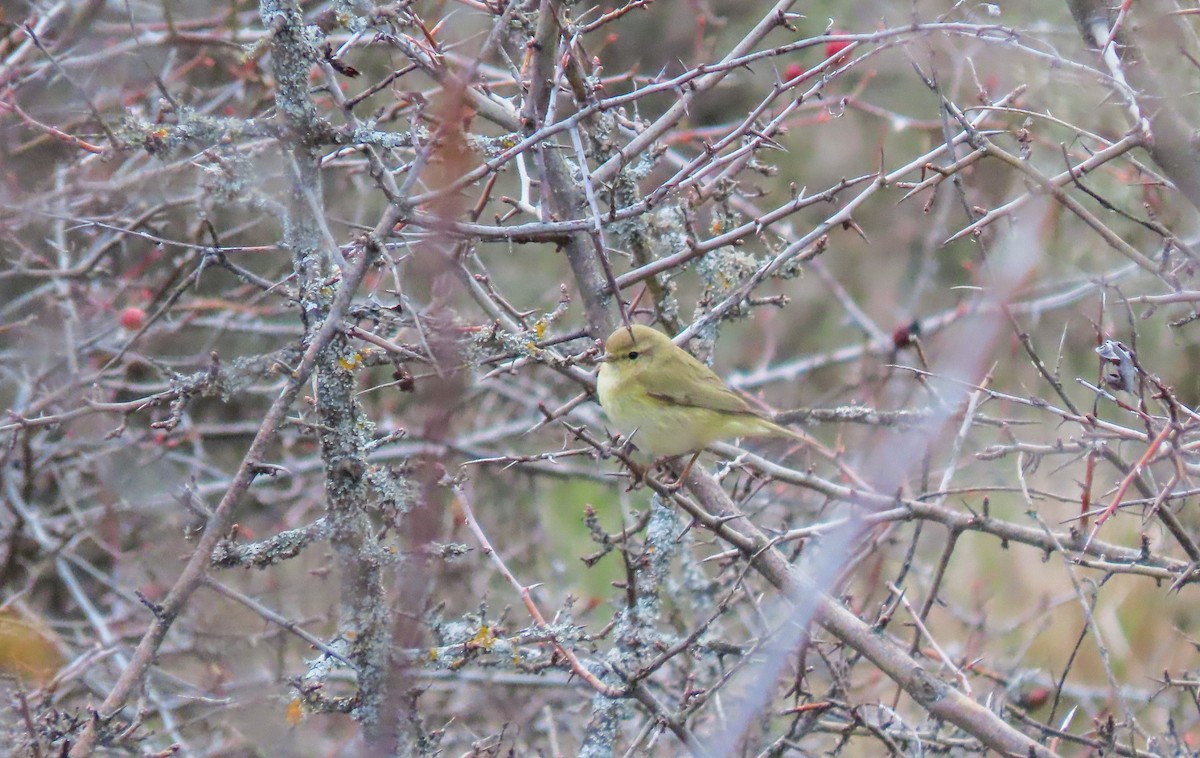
[596,324,809,480]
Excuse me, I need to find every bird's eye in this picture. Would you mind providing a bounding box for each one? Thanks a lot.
[627,351,639,360]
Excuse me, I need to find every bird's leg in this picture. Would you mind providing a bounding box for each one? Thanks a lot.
[662,451,701,492]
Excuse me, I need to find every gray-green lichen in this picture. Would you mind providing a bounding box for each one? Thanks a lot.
[211,518,329,568]
[123,107,266,160]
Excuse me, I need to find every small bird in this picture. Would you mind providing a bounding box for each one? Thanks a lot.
[596,324,808,483]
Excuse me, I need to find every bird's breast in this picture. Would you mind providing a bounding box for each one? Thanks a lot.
[597,369,708,457]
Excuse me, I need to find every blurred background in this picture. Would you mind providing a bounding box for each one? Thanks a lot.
[4,0,1200,754]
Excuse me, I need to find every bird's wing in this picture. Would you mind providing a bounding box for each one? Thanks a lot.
[640,351,759,417]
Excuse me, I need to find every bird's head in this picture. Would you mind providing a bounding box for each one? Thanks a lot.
[599,324,673,379]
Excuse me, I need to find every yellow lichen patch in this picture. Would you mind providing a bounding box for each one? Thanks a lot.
[337,351,364,372]
[467,625,496,652]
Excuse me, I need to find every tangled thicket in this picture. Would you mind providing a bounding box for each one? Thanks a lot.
[5,0,1200,755]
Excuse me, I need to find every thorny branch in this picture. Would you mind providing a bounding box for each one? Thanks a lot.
[5,0,1200,756]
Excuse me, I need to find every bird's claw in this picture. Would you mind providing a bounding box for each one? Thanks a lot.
[660,476,685,493]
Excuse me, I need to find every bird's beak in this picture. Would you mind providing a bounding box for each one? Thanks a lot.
[594,353,610,363]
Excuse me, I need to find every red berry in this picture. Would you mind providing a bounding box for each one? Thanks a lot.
[825,36,852,63]
[891,320,921,349]
[1017,687,1051,709]
[783,63,804,82]
[119,307,146,330]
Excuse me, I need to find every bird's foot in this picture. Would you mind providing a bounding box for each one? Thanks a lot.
[659,475,686,493]
[653,454,691,493]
